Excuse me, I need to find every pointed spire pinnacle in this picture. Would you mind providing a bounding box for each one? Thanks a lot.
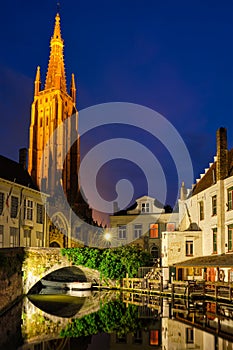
[70,73,76,104]
[34,66,41,96]
[45,13,67,92]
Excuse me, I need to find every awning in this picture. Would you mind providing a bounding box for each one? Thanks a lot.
[174,253,233,268]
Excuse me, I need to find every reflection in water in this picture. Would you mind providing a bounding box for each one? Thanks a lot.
[1,289,233,350]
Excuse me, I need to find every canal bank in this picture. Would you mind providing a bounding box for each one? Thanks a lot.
[121,276,233,303]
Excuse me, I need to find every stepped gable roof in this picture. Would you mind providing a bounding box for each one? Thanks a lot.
[0,155,38,190]
[174,253,233,268]
[192,148,233,196]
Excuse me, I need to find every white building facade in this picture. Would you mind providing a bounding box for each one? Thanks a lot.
[0,156,49,248]
[162,128,233,281]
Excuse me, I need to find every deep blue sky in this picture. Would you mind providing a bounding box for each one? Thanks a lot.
[0,0,232,212]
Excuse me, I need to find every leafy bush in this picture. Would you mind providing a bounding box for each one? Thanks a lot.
[60,300,140,338]
[61,246,151,280]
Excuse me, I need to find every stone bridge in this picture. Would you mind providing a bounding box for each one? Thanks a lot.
[22,247,101,294]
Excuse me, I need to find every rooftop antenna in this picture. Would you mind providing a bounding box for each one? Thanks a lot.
[57,1,60,13]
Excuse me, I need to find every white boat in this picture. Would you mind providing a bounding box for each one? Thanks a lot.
[41,279,92,290]
[65,289,92,297]
[41,279,67,289]
[65,281,92,290]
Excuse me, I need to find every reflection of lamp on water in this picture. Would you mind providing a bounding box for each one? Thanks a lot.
[104,232,111,248]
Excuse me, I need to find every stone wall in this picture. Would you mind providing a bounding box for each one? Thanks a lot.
[0,299,23,349]
[0,248,24,314]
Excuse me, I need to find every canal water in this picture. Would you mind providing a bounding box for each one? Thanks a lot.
[0,288,233,350]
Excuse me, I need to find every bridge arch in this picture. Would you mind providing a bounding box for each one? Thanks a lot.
[22,248,100,294]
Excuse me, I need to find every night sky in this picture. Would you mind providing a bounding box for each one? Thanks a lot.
[0,1,232,218]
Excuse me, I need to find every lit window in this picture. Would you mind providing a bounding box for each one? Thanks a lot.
[150,330,159,345]
[141,202,150,213]
[212,195,217,216]
[10,227,18,247]
[10,196,18,218]
[228,225,233,252]
[199,201,204,220]
[24,199,33,220]
[150,223,159,238]
[185,241,193,256]
[134,224,142,239]
[213,228,217,253]
[36,204,44,224]
[118,225,126,239]
[0,192,4,215]
[0,225,3,248]
[228,187,233,211]
[24,229,31,247]
[166,222,175,231]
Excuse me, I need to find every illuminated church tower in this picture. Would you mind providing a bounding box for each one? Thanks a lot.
[28,13,79,205]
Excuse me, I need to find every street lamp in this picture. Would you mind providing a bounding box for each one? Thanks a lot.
[104,232,111,248]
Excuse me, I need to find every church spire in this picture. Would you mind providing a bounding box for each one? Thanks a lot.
[70,73,76,104]
[34,66,41,96]
[45,13,67,92]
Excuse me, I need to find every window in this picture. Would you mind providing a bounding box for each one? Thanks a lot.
[0,225,3,247]
[118,225,126,239]
[186,327,194,344]
[10,227,18,247]
[36,204,44,224]
[185,241,193,256]
[134,224,142,239]
[228,225,233,252]
[116,335,127,344]
[166,222,175,232]
[36,231,43,247]
[229,269,233,283]
[199,201,204,220]
[133,330,142,344]
[150,223,159,238]
[0,192,4,215]
[213,228,217,253]
[151,245,159,260]
[141,202,150,213]
[212,195,217,216]
[228,187,233,211]
[24,229,31,247]
[150,330,159,346]
[24,199,33,220]
[10,196,18,218]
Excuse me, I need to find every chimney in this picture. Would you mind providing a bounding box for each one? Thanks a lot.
[216,127,228,181]
[19,148,28,170]
[180,181,187,200]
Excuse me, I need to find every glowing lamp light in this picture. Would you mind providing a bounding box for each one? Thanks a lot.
[104,232,111,241]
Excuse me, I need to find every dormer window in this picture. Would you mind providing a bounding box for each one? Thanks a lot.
[141,202,150,213]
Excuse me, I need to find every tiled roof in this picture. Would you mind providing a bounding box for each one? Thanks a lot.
[192,148,233,196]
[0,155,38,190]
[174,253,233,267]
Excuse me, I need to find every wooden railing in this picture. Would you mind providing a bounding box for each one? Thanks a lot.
[122,277,233,302]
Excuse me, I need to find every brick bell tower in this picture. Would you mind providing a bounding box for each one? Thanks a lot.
[28,13,79,205]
